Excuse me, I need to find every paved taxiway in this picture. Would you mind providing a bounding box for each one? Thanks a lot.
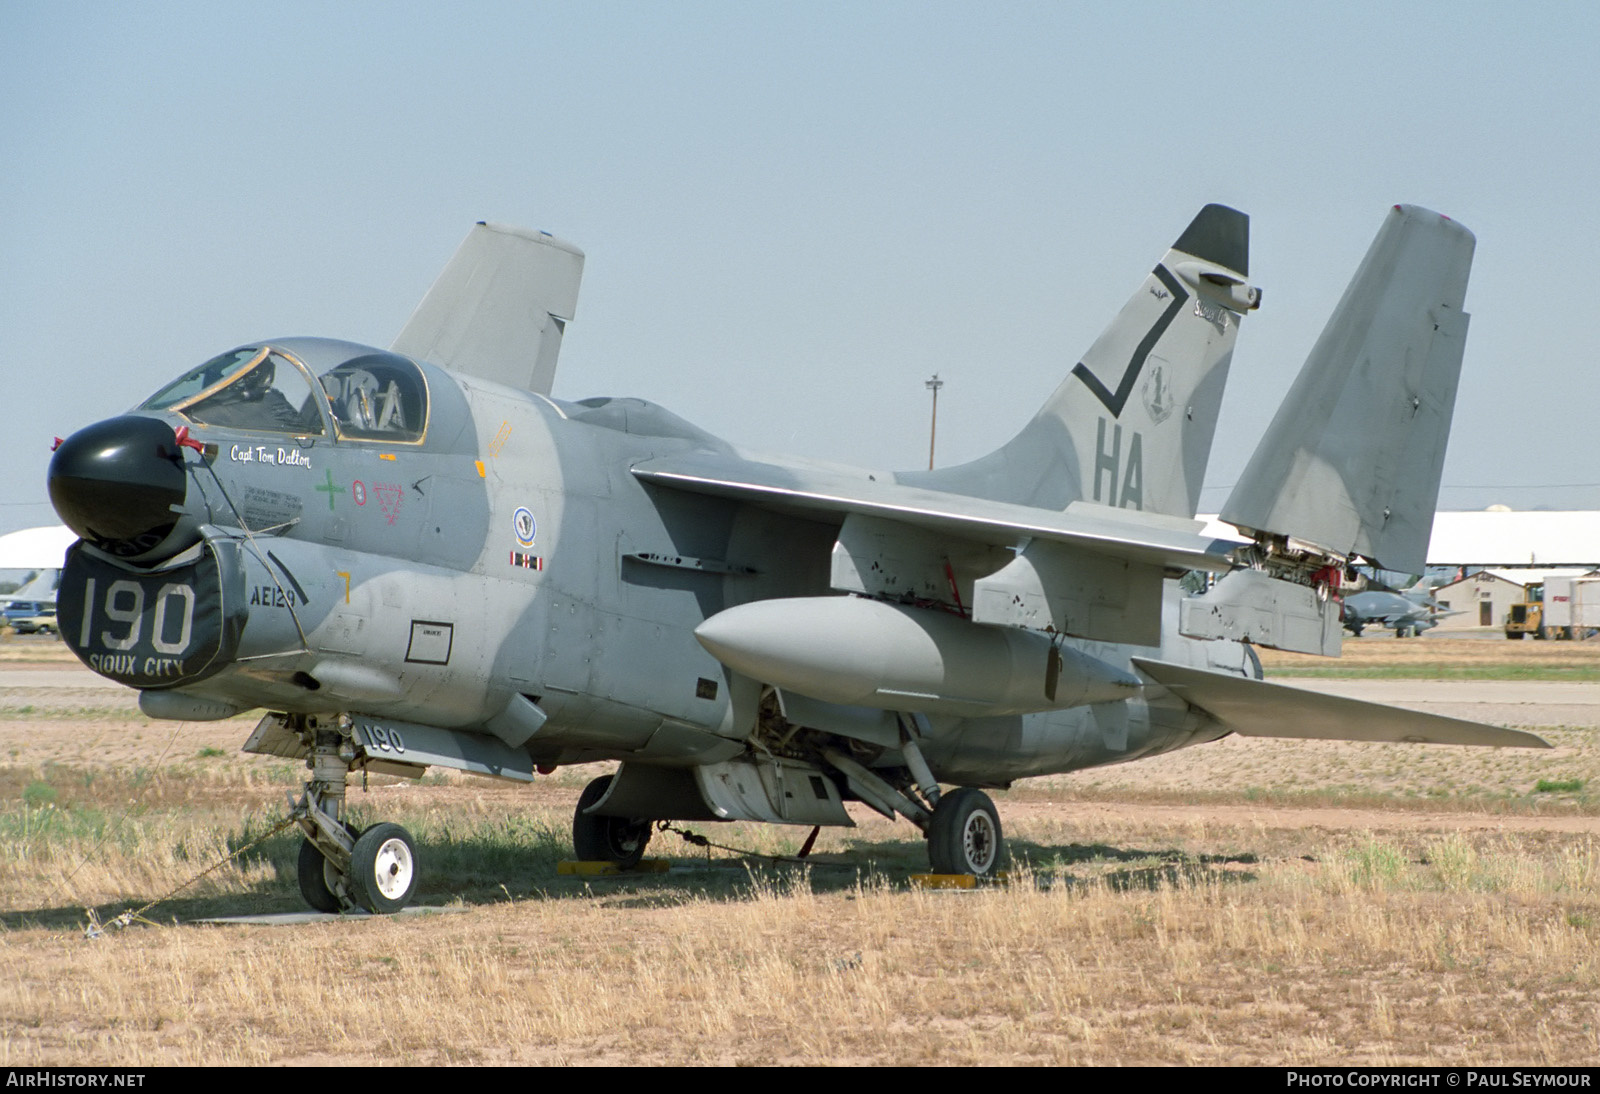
[5,663,1598,726]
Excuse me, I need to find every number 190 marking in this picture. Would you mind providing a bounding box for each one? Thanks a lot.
[79,576,197,656]
[362,725,406,754]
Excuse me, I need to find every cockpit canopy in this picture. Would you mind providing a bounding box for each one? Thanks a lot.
[139,343,430,444]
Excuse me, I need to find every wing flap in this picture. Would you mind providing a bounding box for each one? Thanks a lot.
[1178,568,1343,656]
[1132,657,1550,749]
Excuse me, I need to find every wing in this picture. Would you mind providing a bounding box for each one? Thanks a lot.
[392,223,584,395]
[633,452,1237,646]
[1133,658,1549,748]
[1221,206,1474,573]
[633,452,1233,570]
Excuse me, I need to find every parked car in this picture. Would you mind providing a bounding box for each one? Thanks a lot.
[3,601,57,635]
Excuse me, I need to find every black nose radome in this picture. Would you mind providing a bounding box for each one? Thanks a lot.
[48,415,189,557]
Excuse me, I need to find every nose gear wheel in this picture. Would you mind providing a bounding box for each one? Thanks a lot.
[350,823,419,914]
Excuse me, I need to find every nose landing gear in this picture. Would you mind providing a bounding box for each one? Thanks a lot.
[290,716,420,914]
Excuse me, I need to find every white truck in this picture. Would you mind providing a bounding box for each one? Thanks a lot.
[1538,576,1600,639]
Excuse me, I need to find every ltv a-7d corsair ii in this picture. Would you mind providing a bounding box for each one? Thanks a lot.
[47,205,1546,914]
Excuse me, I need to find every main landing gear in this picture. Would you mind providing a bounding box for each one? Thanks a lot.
[926,788,1004,876]
[291,716,419,914]
[834,724,1009,878]
[566,767,1004,878]
[571,774,653,869]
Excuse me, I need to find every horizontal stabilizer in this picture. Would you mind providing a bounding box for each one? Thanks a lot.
[393,223,584,395]
[1221,205,1474,573]
[1132,658,1549,748]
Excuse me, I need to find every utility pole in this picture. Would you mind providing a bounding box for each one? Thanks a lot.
[925,373,943,470]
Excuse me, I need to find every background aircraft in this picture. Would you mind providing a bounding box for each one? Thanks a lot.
[1342,580,1454,637]
[44,206,1546,914]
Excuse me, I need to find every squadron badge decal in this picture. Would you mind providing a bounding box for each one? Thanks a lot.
[513,506,536,548]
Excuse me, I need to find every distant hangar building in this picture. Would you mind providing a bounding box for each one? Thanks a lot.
[1425,510,1600,570]
[1423,510,1600,633]
[1199,509,1600,573]
[1427,569,1566,632]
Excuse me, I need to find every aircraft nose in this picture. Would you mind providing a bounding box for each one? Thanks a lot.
[48,415,190,557]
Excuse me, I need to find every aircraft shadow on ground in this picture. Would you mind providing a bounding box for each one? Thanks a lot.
[2,834,1261,930]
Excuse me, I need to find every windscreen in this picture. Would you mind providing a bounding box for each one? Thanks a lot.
[141,349,326,436]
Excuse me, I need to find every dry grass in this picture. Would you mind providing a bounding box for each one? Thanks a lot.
[1042,727,1599,812]
[2,816,1596,1066]
[0,636,78,663]
[3,750,1597,1065]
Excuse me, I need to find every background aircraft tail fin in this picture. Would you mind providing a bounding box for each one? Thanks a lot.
[1220,205,1474,574]
[901,204,1257,519]
[392,222,584,395]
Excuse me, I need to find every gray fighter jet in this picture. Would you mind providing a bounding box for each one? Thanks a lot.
[45,207,1547,914]
[1342,581,1452,637]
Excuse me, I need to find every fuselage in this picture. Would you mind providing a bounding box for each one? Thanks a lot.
[49,338,1250,792]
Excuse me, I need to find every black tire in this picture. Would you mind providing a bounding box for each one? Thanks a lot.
[349,822,418,914]
[926,787,1004,877]
[296,836,343,913]
[573,774,651,869]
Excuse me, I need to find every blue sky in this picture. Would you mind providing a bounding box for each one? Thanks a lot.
[5,2,1599,534]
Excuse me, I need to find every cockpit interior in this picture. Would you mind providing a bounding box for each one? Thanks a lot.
[139,344,429,444]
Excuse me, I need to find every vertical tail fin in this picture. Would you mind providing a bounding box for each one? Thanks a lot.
[392,223,584,395]
[901,204,1258,518]
[1220,205,1474,574]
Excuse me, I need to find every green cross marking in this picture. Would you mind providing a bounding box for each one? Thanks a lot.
[316,469,346,511]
